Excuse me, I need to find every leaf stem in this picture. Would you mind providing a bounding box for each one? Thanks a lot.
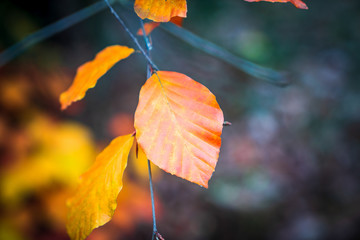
[104,0,159,71]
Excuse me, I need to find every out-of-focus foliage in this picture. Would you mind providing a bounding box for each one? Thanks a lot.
[1,115,95,204]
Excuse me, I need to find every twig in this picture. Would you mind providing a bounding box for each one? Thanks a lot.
[140,18,160,240]
[140,20,153,53]
[1,0,288,88]
[104,0,159,71]
[160,23,290,87]
[0,0,112,67]
[147,160,158,240]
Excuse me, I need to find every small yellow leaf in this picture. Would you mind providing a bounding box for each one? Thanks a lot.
[66,134,134,240]
[60,45,134,110]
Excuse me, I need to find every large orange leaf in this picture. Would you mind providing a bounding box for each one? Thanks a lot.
[134,0,187,22]
[60,45,134,110]
[134,71,224,188]
[66,134,134,240]
[245,0,308,9]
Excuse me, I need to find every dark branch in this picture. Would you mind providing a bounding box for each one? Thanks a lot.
[160,23,290,87]
[140,18,160,240]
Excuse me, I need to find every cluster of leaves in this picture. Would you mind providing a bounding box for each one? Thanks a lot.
[60,0,308,240]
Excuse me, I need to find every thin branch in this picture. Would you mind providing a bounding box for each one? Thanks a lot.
[1,0,289,87]
[140,18,161,240]
[147,160,158,240]
[104,0,159,71]
[140,20,153,53]
[0,0,112,67]
[140,20,153,78]
[160,23,290,87]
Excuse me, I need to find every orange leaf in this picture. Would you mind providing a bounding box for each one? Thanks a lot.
[134,71,224,188]
[170,16,184,27]
[137,17,184,36]
[66,134,134,240]
[245,0,308,9]
[60,45,134,110]
[134,0,187,22]
[137,22,161,36]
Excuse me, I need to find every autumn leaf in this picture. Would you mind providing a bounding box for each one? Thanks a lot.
[134,0,187,22]
[66,134,134,240]
[137,17,184,36]
[137,22,161,36]
[245,0,308,9]
[134,71,224,188]
[60,45,134,110]
[169,16,184,26]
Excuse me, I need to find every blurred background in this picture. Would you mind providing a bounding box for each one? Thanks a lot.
[0,0,359,239]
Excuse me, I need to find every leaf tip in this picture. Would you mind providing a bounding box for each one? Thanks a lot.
[59,93,69,111]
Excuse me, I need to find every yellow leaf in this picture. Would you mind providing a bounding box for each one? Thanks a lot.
[134,0,187,22]
[66,134,134,240]
[60,45,134,110]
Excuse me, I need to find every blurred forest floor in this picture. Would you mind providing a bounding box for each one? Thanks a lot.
[0,0,359,240]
